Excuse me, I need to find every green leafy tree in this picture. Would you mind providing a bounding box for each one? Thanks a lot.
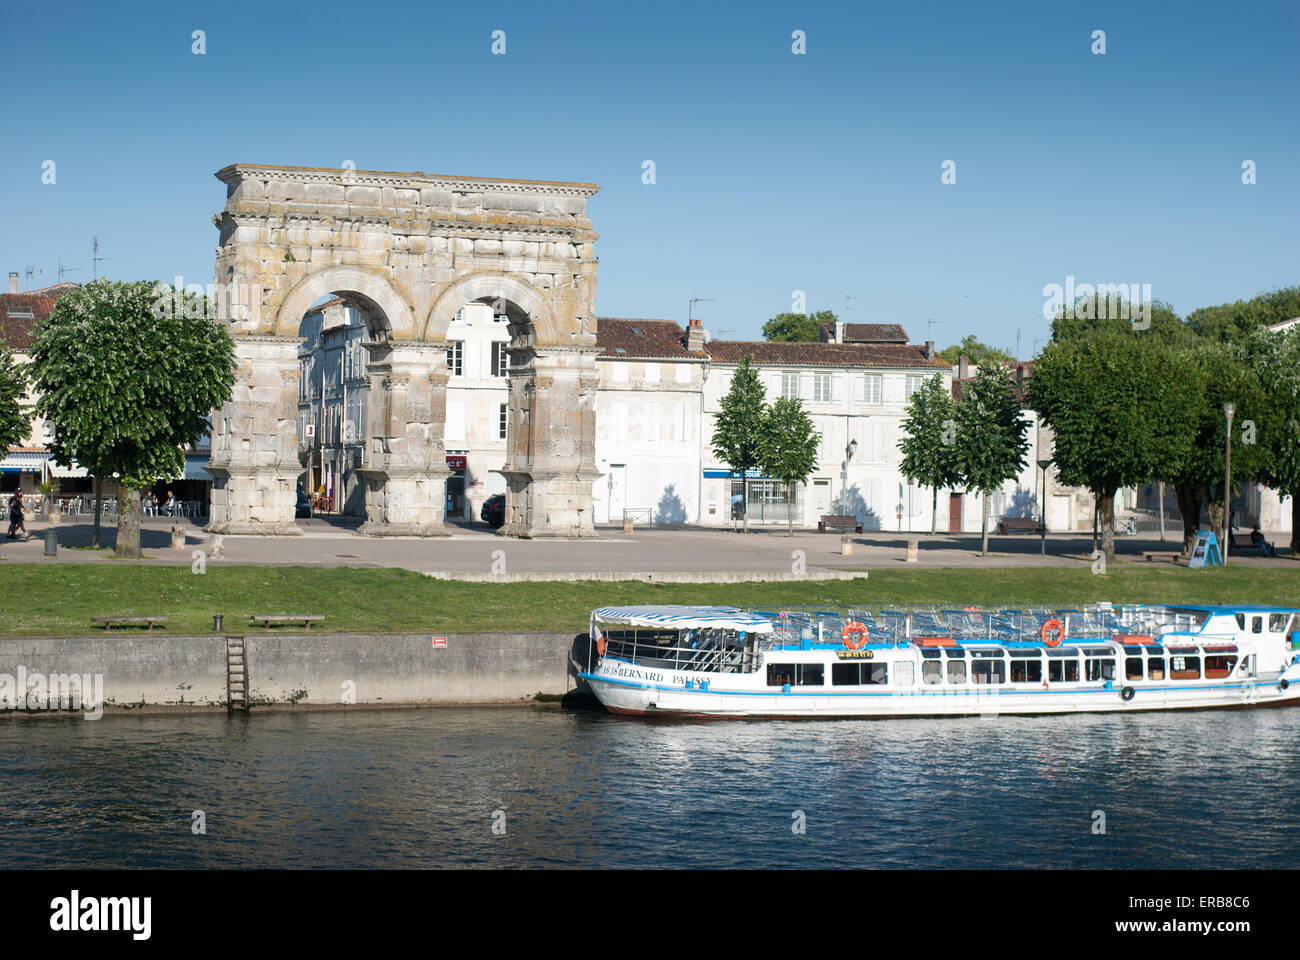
[762,310,836,343]
[0,346,29,453]
[1186,286,1300,344]
[954,363,1030,555]
[1164,342,1269,552]
[1050,297,1188,346]
[759,396,821,537]
[1244,326,1300,552]
[939,335,1015,366]
[711,354,767,533]
[1028,332,1199,562]
[29,279,237,558]
[898,373,960,534]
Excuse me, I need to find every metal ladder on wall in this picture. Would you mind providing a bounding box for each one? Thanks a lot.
[226,636,249,712]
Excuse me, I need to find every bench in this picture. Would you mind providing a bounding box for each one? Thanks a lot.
[91,616,168,631]
[996,516,1041,535]
[1142,551,1183,563]
[249,615,325,630]
[817,515,862,534]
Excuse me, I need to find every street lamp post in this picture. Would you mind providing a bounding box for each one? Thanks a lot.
[1223,402,1235,563]
[1037,458,1052,556]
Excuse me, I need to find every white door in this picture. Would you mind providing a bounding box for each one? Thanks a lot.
[1049,495,1070,532]
[608,465,627,522]
[813,480,831,517]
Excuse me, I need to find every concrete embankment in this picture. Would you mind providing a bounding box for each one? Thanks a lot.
[0,632,589,716]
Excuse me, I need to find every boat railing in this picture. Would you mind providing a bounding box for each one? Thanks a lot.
[600,628,757,674]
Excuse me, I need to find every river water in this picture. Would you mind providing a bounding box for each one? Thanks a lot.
[1,705,1296,869]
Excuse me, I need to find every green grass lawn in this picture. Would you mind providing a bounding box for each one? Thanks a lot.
[1,563,1297,637]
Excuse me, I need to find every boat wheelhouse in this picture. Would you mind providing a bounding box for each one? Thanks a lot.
[580,603,1300,718]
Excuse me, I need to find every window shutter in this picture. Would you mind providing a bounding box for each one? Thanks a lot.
[444,400,466,443]
[832,374,844,402]
[871,422,883,462]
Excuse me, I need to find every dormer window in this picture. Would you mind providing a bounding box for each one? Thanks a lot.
[614,347,627,355]
[631,327,644,336]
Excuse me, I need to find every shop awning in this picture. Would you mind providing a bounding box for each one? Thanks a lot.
[0,451,45,474]
[48,460,88,478]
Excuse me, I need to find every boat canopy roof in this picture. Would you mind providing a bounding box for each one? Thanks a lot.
[592,606,775,634]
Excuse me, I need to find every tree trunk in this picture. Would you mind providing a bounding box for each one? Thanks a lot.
[1174,483,1200,555]
[92,476,102,548]
[115,486,141,559]
[1099,488,1116,563]
[742,476,749,534]
[1292,490,1299,555]
[931,487,938,536]
[1158,482,1165,543]
[980,492,990,556]
[786,484,793,538]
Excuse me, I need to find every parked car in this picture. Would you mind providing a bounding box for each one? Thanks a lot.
[481,494,505,528]
[295,489,312,518]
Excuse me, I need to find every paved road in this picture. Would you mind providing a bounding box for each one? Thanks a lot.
[1,515,1292,575]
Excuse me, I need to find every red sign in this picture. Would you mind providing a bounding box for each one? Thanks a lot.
[446,456,467,470]
[431,636,448,648]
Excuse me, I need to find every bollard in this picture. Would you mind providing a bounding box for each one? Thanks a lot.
[623,519,633,535]
[906,538,919,563]
[44,530,57,556]
[841,535,853,556]
[213,614,224,632]
[170,525,186,549]
[210,535,224,559]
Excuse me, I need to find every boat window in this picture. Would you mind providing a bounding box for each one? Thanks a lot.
[971,659,1006,684]
[1252,617,1263,634]
[894,661,915,687]
[1048,659,1079,682]
[767,664,796,686]
[1085,658,1116,682]
[1240,655,1255,678]
[1046,647,1080,657]
[1170,656,1200,680]
[1204,655,1237,679]
[1148,658,1165,680]
[1235,614,1245,630]
[1009,659,1042,683]
[946,660,967,684]
[1125,658,1144,681]
[1268,613,1288,633]
[832,663,888,685]
[797,664,823,686]
[923,660,943,685]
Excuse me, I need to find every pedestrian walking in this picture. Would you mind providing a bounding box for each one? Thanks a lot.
[7,492,28,539]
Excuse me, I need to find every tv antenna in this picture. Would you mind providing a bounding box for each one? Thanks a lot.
[92,237,110,279]
[688,297,714,323]
[844,295,859,313]
[927,318,948,340]
[24,265,41,284]
[57,257,82,283]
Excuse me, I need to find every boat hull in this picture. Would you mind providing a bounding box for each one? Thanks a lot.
[581,670,1300,719]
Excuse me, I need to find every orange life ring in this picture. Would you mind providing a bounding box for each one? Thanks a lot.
[842,621,868,650]
[1041,618,1064,647]
[595,636,607,656]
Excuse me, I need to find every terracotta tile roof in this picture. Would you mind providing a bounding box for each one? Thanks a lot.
[0,283,79,351]
[705,340,950,369]
[596,318,699,359]
[820,322,910,343]
[305,296,349,314]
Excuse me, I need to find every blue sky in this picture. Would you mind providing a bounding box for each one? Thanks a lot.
[2,0,1296,351]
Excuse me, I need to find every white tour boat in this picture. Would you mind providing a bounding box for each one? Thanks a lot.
[579,603,1300,718]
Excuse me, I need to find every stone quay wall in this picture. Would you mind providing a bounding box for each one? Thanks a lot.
[0,632,586,715]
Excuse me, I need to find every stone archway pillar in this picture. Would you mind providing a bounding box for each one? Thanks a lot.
[356,342,450,536]
[206,337,304,535]
[497,346,602,538]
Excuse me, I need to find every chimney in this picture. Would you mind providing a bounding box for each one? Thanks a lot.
[8,272,17,294]
[924,339,935,360]
[1015,363,1025,386]
[834,319,846,343]
[958,354,970,379]
[685,316,705,352]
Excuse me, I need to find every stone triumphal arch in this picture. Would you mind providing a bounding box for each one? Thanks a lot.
[205,163,601,537]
